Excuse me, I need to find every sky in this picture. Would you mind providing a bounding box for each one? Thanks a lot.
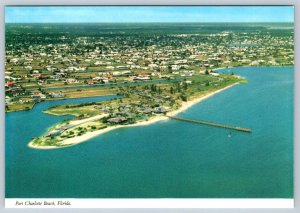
[5,6,294,23]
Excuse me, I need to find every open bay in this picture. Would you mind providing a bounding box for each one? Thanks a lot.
[5,66,293,198]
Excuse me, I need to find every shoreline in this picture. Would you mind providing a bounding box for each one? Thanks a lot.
[28,82,239,150]
[167,83,239,116]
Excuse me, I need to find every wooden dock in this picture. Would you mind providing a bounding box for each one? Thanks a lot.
[165,115,251,133]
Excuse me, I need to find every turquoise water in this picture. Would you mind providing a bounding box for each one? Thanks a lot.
[5,67,293,198]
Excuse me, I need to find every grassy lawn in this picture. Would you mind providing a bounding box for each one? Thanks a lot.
[62,88,117,98]
[44,105,101,117]
[6,102,35,112]
[69,72,98,78]
[20,82,39,89]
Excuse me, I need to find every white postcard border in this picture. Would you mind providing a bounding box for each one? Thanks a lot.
[5,198,294,208]
[1,1,299,213]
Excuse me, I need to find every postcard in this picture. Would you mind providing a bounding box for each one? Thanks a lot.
[4,6,294,208]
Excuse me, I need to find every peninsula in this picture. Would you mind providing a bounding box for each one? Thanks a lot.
[29,73,243,149]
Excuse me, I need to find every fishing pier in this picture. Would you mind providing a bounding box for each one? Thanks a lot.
[165,115,251,133]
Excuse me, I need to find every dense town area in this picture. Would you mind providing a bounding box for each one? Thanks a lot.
[5,23,293,113]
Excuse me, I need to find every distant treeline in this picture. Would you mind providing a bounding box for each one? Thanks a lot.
[6,22,293,36]
[5,22,293,51]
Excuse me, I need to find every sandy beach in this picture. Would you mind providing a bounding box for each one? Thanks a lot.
[28,83,239,149]
[167,83,239,116]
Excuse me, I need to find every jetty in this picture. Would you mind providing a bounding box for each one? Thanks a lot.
[165,115,251,133]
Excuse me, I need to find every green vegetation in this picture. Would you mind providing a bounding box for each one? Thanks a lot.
[29,72,242,148]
